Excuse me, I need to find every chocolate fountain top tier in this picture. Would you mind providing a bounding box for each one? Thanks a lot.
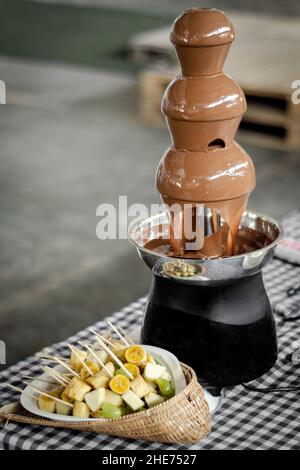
[170,8,235,47]
[171,8,235,76]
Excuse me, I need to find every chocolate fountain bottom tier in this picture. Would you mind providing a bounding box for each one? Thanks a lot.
[141,271,278,387]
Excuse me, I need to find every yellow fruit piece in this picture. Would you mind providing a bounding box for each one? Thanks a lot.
[62,390,74,404]
[146,354,156,364]
[64,377,91,402]
[139,354,155,370]
[73,400,90,419]
[124,363,140,378]
[87,372,109,390]
[110,339,123,349]
[50,387,64,398]
[125,345,147,365]
[115,348,126,361]
[86,362,115,389]
[56,401,72,416]
[107,339,125,360]
[109,374,130,395]
[70,348,88,372]
[80,360,100,380]
[130,375,151,398]
[38,394,56,413]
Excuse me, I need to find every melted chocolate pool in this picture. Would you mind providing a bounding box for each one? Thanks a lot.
[144,226,272,259]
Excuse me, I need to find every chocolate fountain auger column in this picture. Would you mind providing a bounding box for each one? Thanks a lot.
[128,9,283,387]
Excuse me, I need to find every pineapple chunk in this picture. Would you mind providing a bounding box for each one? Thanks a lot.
[122,390,144,411]
[86,362,115,389]
[64,377,91,401]
[105,390,123,407]
[84,388,106,412]
[73,400,90,419]
[56,401,72,416]
[38,394,56,413]
[144,392,165,408]
[143,363,166,381]
[70,348,88,372]
[130,375,151,398]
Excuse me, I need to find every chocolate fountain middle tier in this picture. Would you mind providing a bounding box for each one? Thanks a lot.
[162,73,246,152]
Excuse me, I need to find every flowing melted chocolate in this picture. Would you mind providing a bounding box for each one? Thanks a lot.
[155,9,256,259]
[144,227,272,259]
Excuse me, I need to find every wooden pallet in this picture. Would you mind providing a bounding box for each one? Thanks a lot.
[135,12,300,150]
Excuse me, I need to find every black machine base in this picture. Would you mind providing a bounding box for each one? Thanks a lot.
[141,271,277,387]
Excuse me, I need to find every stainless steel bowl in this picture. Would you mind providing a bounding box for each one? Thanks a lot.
[128,210,283,283]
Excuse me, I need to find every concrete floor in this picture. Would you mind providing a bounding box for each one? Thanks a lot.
[0,55,299,368]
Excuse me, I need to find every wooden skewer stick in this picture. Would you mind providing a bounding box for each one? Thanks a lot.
[106,328,112,340]
[39,358,74,372]
[22,376,59,386]
[36,353,68,363]
[23,381,73,408]
[42,366,69,386]
[39,357,59,364]
[118,324,135,345]
[107,321,129,346]
[44,365,70,384]
[45,355,81,379]
[53,369,71,384]
[68,345,94,376]
[79,341,113,378]
[8,384,38,401]
[91,332,123,350]
[40,356,80,379]
[90,328,134,379]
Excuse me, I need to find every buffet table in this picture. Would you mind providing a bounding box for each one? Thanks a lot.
[0,212,299,450]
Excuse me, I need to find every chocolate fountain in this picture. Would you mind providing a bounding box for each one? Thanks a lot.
[129,8,283,387]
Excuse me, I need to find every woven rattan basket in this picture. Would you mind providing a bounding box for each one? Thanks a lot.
[0,363,211,444]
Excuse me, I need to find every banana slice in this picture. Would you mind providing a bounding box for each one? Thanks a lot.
[73,401,90,418]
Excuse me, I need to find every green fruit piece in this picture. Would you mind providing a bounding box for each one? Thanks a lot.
[114,368,131,379]
[101,402,122,419]
[119,405,131,416]
[156,379,175,398]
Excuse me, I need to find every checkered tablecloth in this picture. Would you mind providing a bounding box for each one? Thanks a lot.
[0,212,300,450]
